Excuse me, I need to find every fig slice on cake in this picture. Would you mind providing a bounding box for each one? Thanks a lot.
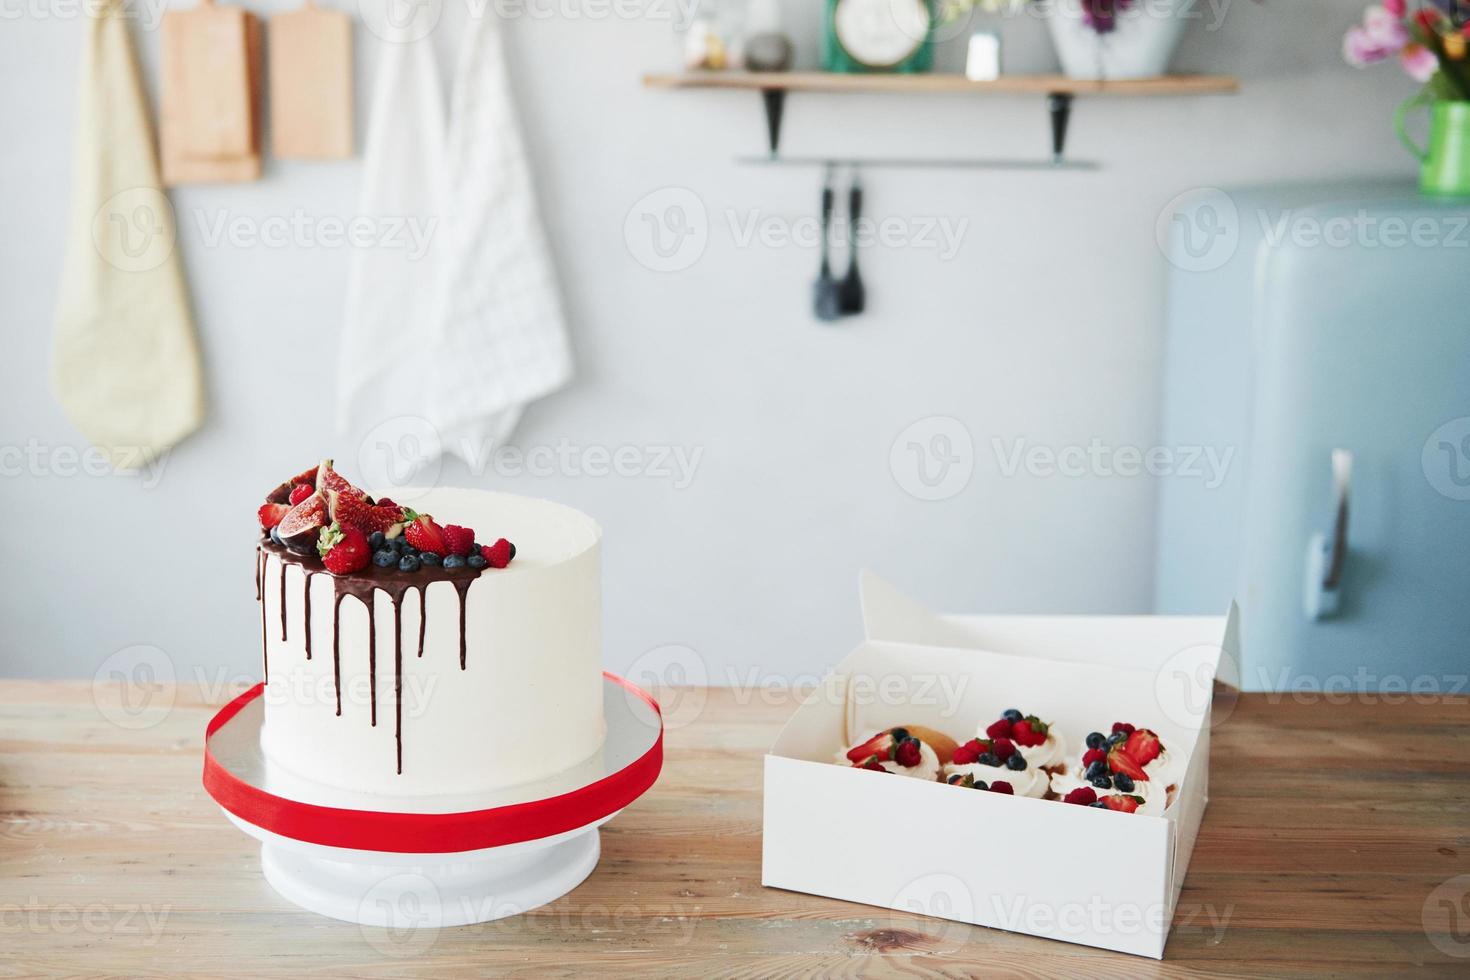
[277,491,329,554]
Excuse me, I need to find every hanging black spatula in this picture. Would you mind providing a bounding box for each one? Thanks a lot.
[838,168,865,315]
[813,165,842,322]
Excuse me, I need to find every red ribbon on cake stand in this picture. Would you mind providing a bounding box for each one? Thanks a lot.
[202,672,663,926]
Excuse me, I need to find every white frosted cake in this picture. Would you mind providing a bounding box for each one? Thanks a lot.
[254,461,605,799]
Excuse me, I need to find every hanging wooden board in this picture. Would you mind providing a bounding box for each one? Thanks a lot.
[269,3,354,160]
[160,0,262,184]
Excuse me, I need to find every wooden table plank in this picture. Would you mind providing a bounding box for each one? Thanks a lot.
[0,682,1466,977]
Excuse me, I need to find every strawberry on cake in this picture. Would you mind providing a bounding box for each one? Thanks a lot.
[254,459,605,798]
[1048,723,1179,815]
[839,726,956,781]
[941,734,1050,798]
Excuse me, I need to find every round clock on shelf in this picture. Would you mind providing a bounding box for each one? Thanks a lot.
[828,0,932,72]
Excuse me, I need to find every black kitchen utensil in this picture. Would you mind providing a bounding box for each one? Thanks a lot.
[838,169,865,315]
[813,166,842,322]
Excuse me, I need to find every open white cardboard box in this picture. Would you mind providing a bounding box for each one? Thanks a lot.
[761,572,1241,959]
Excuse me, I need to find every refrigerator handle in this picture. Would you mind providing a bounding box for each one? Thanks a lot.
[1304,449,1352,621]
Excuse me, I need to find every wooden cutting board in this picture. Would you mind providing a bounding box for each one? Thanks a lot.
[160,0,262,184]
[269,2,354,159]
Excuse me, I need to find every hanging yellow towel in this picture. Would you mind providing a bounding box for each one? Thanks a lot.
[53,0,205,469]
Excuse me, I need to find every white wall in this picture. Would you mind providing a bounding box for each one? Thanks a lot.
[0,0,1415,685]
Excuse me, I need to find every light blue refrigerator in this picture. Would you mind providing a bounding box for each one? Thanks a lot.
[1156,181,1470,690]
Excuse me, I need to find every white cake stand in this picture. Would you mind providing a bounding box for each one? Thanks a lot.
[203,673,663,927]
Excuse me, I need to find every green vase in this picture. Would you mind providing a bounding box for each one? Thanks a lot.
[1396,97,1470,197]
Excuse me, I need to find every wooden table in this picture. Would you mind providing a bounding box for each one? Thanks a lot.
[3,681,1467,977]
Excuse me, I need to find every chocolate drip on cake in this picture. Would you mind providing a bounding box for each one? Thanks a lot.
[259,536,483,773]
[392,598,403,774]
[302,571,315,660]
[331,591,345,716]
[255,549,268,683]
[278,561,288,642]
[416,587,427,659]
[454,580,471,670]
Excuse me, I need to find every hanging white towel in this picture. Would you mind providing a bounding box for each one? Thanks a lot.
[430,10,573,455]
[337,15,447,433]
[340,5,573,462]
[53,0,205,467]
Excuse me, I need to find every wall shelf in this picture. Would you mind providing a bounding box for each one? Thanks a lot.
[642,71,1240,167]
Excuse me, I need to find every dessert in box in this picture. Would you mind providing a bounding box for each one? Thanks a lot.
[762,572,1237,959]
[254,460,604,798]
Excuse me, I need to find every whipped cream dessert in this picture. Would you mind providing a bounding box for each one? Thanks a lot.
[839,727,949,781]
[979,708,1066,773]
[1051,723,1179,815]
[942,735,1049,798]
[254,461,605,798]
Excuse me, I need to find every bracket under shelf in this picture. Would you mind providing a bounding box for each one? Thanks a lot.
[643,72,1239,171]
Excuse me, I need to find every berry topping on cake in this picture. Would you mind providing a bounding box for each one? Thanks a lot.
[265,464,320,504]
[277,491,329,554]
[482,538,516,569]
[404,514,449,554]
[1111,722,1136,736]
[479,540,514,570]
[1010,715,1049,748]
[945,772,1014,795]
[952,738,986,765]
[845,728,910,764]
[1082,748,1107,767]
[1123,728,1162,766]
[327,490,406,537]
[258,503,291,531]
[317,523,371,575]
[1106,743,1149,782]
[1113,772,1136,793]
[985,717,1013,740]
[853,755,888,772]
[260,460,507,580]
[1063,786,1098,806]
[1005,753,1027,771]
[1085,731,1106,750]
[893,738,923,768]
[990,737,1016,761]
[443,524,477,557]
[1100,794,1144,814]
[1002,708,1022,723]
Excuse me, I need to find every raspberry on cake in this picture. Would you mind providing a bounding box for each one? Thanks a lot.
[1048,721,1180,815]
[942,736,1050,798]
[253,460,594,798]
[981,708,1067,776]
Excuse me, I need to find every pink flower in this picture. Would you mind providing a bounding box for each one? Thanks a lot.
[1362,6,1409,49]
[1383,0,1406,17]
[1344,26,1394,67]
[1401,42,1439,83]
